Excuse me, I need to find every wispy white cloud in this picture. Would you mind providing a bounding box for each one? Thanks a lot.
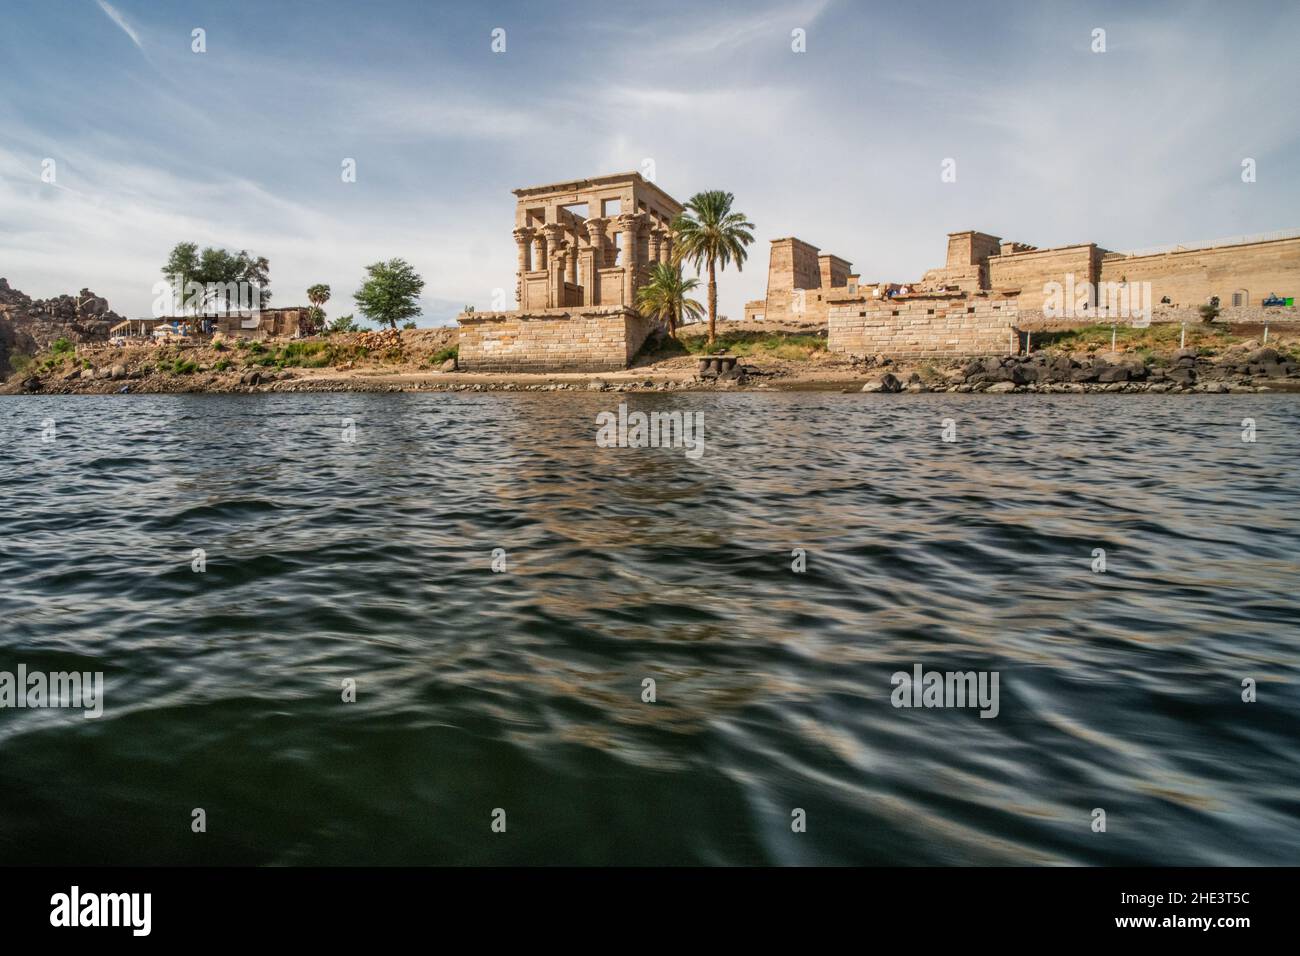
[654,0,835,56]
[4,0,1297,327]
[94,0,143,51]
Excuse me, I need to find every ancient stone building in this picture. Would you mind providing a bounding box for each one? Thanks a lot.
[751,227,1299,356]
[924,230,1300,313]
[743,237,855,323]
[458,172,683,372]
[510,172,682,310]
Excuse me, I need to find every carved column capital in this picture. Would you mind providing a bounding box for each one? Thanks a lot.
[616,212,646,235]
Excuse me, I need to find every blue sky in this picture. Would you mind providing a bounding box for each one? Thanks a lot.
[1,0,1297,324]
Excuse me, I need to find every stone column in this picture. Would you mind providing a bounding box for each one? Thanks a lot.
[617,213,643,307]
[542,224,565,307]
[534,233,547,272]
[582,218,606,306]
[648,227,663,265]
[662,230,674,265]
[513,226,534,273]
[584,217,607,267]
[564,239,578,286]
[513,227,534,308]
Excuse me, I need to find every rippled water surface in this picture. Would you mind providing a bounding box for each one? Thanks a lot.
[2,392,1298,865]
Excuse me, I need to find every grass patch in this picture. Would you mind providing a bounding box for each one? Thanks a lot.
[213,358,231,372]
[431,345,458,364]
[1032,323,1241,353]
[644,330,828,362]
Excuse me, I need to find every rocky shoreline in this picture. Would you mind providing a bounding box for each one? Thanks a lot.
[857,345,1300,394]
[3,308,1299,396]
[6,343,1300,395]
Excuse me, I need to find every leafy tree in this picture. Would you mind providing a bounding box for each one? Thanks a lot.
[635,262,703,339]
[162,242,200,313]
[162,242,270,314]
[354,258,425,329]
[239,252,271,308]
[307,283,331,332]
[671,191,754,345]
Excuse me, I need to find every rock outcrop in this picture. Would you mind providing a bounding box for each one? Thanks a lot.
[0,277,123,375]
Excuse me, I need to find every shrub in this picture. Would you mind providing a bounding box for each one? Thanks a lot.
[51,337,74,354]
[431,345,459,364]
[327,314,360,334]
[1198,302,1220,324]
[213,358,231,372]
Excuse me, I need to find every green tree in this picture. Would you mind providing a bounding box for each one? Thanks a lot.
[354,259,425,329]
[635,262,704,339]
[307,283,331,331]
[163,243,270,314]
[198,247,239,314]
[162,242,200,314]
[238,252,271,308]
[671,191,754,346]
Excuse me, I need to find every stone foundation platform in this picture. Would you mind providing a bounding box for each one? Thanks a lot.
[457,306,659,372]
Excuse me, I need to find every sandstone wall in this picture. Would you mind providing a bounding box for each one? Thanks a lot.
[828,294,1018,358]
[1098,236,1300,308]
[457,306,658,372]
[987,245,1099,310]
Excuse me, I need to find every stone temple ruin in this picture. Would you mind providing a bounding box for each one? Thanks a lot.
[744,229,1300,358]
[458,172,1300,371]
[457,172,683,372]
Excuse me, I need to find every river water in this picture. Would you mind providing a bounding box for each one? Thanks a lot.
[1,392,1297,865]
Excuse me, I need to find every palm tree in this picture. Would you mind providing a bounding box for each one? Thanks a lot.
[671,190,754,346]
[635,262,704,340]
[307,283,331,333]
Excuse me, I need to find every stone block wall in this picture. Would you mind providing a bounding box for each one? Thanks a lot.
[987,244,1101,310]
[827,294,1019,358]
[457,306,659,372]
[1098,236,1300,308]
